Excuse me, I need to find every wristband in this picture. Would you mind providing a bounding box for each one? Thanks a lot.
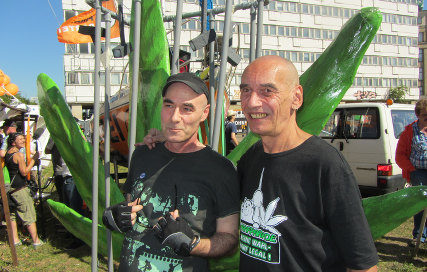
[189,235,200,252]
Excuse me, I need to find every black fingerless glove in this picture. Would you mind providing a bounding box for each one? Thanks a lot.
[102,201,133,233]
[153,214,200,257]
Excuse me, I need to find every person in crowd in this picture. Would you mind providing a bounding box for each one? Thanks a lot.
[225,110,239,155]
[45,137,84,214]
[0,120,18,158]
[103,72,239,271]
[5,133,43,248]
[236,55,378,271]
[396,97,427,245]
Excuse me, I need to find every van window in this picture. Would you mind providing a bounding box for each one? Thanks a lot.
[391,110,416,138]
[320,110,341,138]
[344,108,379,139]
[320,108,380,139]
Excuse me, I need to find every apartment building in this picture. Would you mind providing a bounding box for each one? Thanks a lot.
[62,0,420,118]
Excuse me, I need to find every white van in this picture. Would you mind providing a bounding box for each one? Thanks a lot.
[320,102,416,194]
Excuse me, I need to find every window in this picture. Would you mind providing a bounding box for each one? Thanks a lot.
[68,72,79,84]
[264,25,269,35]
[242,49,250,59]
[242,23,249,34]
[302,4,308,14]
[270,25,276,35]
[391,110,416,138]
[344,108,380,139]
[122,73,128,85]
[319,110,341,138]
[278,26,284,36]
[303,28,309,38]
[81,73,91,84]
[66,44,77,54]
[111,73,121,85]
[65,10,75,21]
[80,43,89,54]
[303,52,310,62]
[99,72,105,85]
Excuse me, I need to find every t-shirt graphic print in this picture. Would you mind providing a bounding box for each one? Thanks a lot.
[240,168,288,264]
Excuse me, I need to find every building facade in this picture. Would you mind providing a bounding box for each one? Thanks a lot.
[62,0,420,119]
[418,8,427,97]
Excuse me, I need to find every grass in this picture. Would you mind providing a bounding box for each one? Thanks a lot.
[0,165,426,271]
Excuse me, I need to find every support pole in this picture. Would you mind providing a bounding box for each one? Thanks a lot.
[0,166,18,266]
[171,0,183,75]
[208,12,216,144]
[91,0,102,271]
[413,207,427,257]
[103,12,113,272]
[201,0,207,32]
[128,0,142,162]
[211,0,233,151]
[256,0,264,58]
[249,5,256,62]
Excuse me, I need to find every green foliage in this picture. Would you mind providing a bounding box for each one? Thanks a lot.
[417,0,423,9]
[387,85,409,103]
[0,93,36,105]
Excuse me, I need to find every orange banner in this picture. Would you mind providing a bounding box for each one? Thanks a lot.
[57,0,120,44]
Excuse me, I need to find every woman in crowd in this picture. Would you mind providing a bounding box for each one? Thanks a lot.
[5,132,43,248]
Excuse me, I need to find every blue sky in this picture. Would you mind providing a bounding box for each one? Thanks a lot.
[2,1,427,99]
[1,1,64,99]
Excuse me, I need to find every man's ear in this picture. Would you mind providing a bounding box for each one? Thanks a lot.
[201,104,210,122]
[291,85,303,111]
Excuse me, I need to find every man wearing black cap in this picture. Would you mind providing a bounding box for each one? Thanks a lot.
[106,73,239,271]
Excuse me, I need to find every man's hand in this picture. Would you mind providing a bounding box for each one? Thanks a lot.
[102,199,143,233]
[135,128,165,150]
[153,210,199,257]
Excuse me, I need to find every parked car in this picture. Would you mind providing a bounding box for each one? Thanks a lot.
[320,102,416,194]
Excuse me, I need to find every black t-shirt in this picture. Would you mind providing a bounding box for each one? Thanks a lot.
[238,137,378,272]
[5,152,27,189]
[119,143,239,272]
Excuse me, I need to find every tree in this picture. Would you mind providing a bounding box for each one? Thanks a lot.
[387,85,409,103]
[0,93,36,105]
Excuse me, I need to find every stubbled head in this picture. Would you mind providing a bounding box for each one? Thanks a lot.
[240,56,303,137]
[161,74,210,145]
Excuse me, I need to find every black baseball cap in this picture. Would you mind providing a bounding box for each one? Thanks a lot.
[162,73,210,103]
[2,119,17,128]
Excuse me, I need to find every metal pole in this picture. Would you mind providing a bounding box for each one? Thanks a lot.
[201,0,207,32]
[171,0,183,75]
[128,0,142,162]
[103,12,113,272]
[413,207,427,257]
[208,12,216,144]
[211,0,233,151]
[0,165,18,266]
[249,5,256,62]
[91,0,101,271]
[86,0,258,24]
[256,0,264,58]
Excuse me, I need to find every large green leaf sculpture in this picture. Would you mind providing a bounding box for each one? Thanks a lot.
[129,0,170,143]
[38,3,427,271]
[37,73,125,224]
